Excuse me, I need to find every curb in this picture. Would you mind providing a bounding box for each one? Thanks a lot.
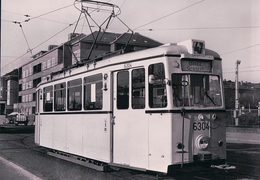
[227,139,260,145]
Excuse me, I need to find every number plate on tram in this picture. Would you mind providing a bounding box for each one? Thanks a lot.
[193,121,209,131]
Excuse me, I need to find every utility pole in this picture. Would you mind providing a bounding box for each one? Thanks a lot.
[0,0,2,78]
[234,60,241,126]
[0,0,1,78]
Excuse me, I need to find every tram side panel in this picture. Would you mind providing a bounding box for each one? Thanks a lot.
[148,113,173,173]
[39,113,111,162]
[34,114,41,145]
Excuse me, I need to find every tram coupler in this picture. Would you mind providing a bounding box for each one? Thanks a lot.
[210,163,236,171]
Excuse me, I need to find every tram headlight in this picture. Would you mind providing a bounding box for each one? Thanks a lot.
[212,113,217,121]
[218,140,223,147]
[198,114,204,121]
[195,135,209,150]
[177,142,185,149]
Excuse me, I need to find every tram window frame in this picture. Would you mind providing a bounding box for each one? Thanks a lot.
[43,86,53,112]
[67,78,82,111]
[84,74,103,110]
[148,63,167,108]
[172,74,222,107]
[132,68,145,109]
[117,71,129,109]
[36,90,40,113]
[54,82,66,111]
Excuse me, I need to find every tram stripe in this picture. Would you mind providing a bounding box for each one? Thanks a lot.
[39,111,112,115]
[145,109,226,114]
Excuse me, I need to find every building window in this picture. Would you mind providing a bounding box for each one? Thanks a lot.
[32,107,36,114]
[18,96,22,103]
[25,94,29,102]
[33,78,41,88]
[19,84,22,91]
[28,67,33,76]
[68,79,82,111]
[43,86,53,112]
[84,74,103,110]
[28,94,33,102]
[33,63,42,74]
[29,81,33,89]
[42,61,47,71]
[132,68,145,109]
[51,58,58,67]
[117,71,129,109]
[47,59,51,69]
[148,63,167,108]
[54,82,66,111]
[25,69,28,77]
[33,93,36,101]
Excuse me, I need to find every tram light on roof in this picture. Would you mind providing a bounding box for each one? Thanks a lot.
[178,39,205,55]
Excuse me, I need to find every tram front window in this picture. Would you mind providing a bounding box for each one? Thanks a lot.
[172,74,222,107]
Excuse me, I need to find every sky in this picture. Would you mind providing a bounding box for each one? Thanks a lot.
[1,0,260,82]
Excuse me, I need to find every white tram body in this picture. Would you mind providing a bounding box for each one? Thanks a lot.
[35,39,226,173]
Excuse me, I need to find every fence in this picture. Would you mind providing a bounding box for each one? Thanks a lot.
[226,109,260,128]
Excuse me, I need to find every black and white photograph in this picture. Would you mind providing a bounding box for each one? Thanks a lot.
[0,0,260,179]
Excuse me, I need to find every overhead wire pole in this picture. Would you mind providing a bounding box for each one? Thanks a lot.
[0,0,1,78]
[18,23,32,55]
[234,60,241,126]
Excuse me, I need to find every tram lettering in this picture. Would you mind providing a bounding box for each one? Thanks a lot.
[124,63,132,69]
[193,42,204,54]
[193,122,209,131]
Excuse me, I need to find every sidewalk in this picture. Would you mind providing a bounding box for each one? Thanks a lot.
[0,156,41,180]
[226,127,260,144]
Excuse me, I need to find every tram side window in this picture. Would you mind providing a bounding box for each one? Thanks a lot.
[132,68,145,109]
[43,86,53,112]
[84,74,103,110]
[54,82,66,111]
[148,63,167,108]
[117,71,129,109]
[68,79,82,111]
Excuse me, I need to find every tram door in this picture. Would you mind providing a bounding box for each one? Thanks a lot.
[112,68,148,169]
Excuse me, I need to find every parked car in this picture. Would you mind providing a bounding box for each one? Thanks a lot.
[8,112,28,126]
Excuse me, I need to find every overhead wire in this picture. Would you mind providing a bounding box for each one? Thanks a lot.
[221,43,260,56]
[1,0,113,70]
[24,3,76,23]
[3,10,72,25]
[133,0,206,30]
[1,22,75,70]
[137,25,260,31]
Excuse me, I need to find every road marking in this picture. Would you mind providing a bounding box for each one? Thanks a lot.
[0,156,42,180]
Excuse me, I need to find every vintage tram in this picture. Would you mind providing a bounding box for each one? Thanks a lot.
[35,39,226,173]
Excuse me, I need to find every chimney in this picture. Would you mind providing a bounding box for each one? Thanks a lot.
[48,45,58,51]
[68,33,80,40]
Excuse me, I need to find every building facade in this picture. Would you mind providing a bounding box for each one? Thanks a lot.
[0,77,6,116]
[18,45,68,115]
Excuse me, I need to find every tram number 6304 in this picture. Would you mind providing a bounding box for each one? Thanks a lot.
[193,121,209,131]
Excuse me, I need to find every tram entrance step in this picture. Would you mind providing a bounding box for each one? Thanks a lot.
[47,151,109,172]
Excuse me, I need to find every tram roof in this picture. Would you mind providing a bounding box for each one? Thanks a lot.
[39,40,221,86]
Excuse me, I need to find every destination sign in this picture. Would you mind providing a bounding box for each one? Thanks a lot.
[181,59,212,72]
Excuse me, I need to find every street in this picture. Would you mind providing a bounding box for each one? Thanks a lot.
[0,127,259,180]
